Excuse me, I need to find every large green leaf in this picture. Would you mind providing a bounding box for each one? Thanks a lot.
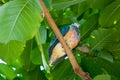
[86,0,113,10]
[0,41,24,64]
[22,66,47,80]
[89,28,119,51]
[0,63,17,80]
[99,1,120,27]
[20,40,36,71]
[30,47,42,65]
[52,0,84,10]
[51,8,77,25]
[105,42,120,60]
[70,0,88,17]
[97,51,113,63]
[81,57,120,79]
[0,0,43,43]
[50,59,81,80]
[80,14,98,40]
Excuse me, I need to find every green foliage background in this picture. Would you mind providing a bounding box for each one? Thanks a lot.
[0,0,120,80]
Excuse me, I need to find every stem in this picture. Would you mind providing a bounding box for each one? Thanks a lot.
[39,0,92,80]
[35,30,50,73]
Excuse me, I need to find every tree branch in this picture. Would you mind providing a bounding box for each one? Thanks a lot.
[39,0,91,80]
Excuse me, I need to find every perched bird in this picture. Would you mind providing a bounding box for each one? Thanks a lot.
[48,23,80,66]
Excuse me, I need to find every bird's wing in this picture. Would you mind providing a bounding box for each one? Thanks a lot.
[48,25,70,57]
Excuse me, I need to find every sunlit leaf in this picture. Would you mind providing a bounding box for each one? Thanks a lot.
[30,47,42,65]
[93,74,111,80]
[1,0,9,3]
[0,41,24,64]
[0,63,16,80]
[0,0,43,43]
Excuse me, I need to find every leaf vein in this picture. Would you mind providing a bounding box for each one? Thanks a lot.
[7,0,31,42]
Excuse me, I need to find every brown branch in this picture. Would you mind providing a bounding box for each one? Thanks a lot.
[39,0,91,80]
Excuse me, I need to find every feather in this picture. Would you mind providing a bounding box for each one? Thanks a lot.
[48,23,80,66]
[48,26,70,57]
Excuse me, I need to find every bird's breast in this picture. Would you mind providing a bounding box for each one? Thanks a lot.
[64,29,80,49]
[49,28,80,66]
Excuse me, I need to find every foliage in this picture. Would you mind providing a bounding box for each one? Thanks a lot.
[0,0,120,80]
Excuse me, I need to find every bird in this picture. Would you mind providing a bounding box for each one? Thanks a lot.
[48,23,80,66]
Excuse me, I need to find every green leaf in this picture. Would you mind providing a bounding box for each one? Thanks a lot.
[0,63,16,80]
[42,43,50,65]
[0,41,24,64]
[89,28,119,51]
[81,57,120,78]
[0,1,4,6]
[71,1,88,17]
[99,1,120,27]
[52,8,77,25]
[0,75,4,80]
[97,51,113,63]
[30,47,42,65]
[39,24,47,44]
[0,0,43,43]
[20,39,36,72]
[52,0,84,10]
[93,74,111,80]
[105,42,120,60]
[0,0,120,79]
[22,66,47,80]
[50,59,81,80]
[43,0,51,10]
[86,0,113,10]
[2,0,9,3]
[80,14,99,40]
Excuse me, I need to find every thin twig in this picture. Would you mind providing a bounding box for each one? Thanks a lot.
[39,0,91,80]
